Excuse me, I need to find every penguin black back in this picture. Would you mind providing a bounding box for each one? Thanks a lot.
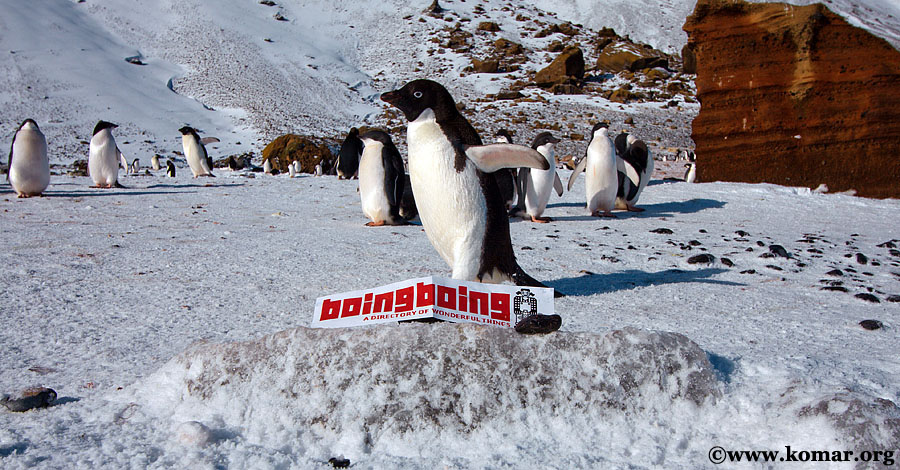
[337,127,363,178]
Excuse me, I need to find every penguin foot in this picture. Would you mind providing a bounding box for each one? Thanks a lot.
[514,314,562,334]
[16,193,28,198]
[365,220,386,227]
[530,216,552,223]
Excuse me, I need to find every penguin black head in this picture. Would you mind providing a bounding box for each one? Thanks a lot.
[359,129,394,146]
[591,122,609,134]
[381,79,458,122]
[93,120,118,136]
[348,127,359,137]
[531,132,560,149]
[178,126,199,137]
[495,129,514,143]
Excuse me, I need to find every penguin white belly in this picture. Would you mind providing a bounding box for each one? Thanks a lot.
[524,166,555,217]
[89,134,119,186]
[358,143,392,224]
[9,131,49,196]
[407,112,485,281]
[182,136,209,177]
[585,142,618,213]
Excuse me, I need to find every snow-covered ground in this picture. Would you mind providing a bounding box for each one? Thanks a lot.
[1,171,898,468]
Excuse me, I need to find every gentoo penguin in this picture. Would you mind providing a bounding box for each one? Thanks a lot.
[166,160,176,177]
[568,123,618,217]
[492,129,517,211]
[684,162,696,183]
[381,79,559,294]
[7,119,50,198]
[335,127,363,179]
[263,158,273,174]
[151,154,161,171]
[357,129,406,226]
[614,132,653,212]
[89,121,124,188]
[523,132,563,223]
[178,126,215,177]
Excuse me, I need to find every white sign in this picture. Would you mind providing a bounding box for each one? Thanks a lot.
[312,276,555,329]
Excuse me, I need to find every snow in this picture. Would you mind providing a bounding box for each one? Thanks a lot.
[2,0,900,468]
[1,172,899,468]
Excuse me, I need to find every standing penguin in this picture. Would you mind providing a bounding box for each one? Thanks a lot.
[568,123,618,217]
[178,126,215,177]
[288,161,297,178]
[523,132,563,223]
[166,160,176,177]
[684,162,697,183]
[381,79,558,293]
[314,163,323,177]
[7,119,50,198]
[89,121,124,188]
[151,154,161,171]
[357,129,406,226]
[335,127,363,179]
[614,132,653,212]
[263,158,273,174]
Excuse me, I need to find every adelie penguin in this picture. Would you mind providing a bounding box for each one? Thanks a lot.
[89,120,126,188]
[178,126,215,177]
[523,132,564,223]
[357,129,407,226]
[614,131,653,212]
[7,119,50,198]
[684,162,697,183]
[381,79,563,297]
[335,127,363,179]
[568,123,618,217]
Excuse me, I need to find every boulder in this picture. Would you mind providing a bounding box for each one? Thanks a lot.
[534,46,584,88]
[596,41,668,73]
[261,134,333,174]
[683,0,900,198]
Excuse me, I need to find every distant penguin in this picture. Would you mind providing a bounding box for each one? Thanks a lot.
[336,127,363,179]
[166,160,176,177]
[358,129,406,226]
[568,123,618,217]
[614,132,653,212]
[7,119,50,198]
[523,132,563,223]
[263,158,272,174]
[292,160,300,175]
[178,126,215,177]
[151,154,161,171]
[314,163,323,177]
[684,162,696,183]
[288,161,297,178]
[89,120,124,188]
[492,129,517,211]
[381,79,558,294]
[130,158,140,174]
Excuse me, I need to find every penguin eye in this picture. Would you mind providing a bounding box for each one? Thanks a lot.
[413,91,423,98]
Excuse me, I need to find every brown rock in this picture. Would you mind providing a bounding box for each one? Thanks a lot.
[534,46,584,87]
[471,58,500,73]
[596,40,668,73]
[684,0,900,198]
[477,21,500,32]
[262,134,333,174]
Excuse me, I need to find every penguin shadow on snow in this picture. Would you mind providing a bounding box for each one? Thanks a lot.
[540,199,725,221]
[550,267,743,297]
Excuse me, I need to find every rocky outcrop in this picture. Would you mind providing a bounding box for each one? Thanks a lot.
[534,45,584,89]
[261,134,333,174]
[684,0,900,198]
[595,29,671,73]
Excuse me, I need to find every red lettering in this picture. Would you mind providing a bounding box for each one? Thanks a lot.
[490,293,510,321]
[437,285,457,310]
[395,286,414,312]
[373,291,393,313]
[458,286,468,312]
[469,291,488,317]
[363,293,373,315]
[341,297,362,318]
[321,298,342,321]
[416,282,435,307]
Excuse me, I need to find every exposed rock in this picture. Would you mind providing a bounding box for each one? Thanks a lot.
[471,58,500,73]
[534,46,584,88]
[681,43,697,74]
[477,21,500,32]
[683,0,900,198]
[596,37,669,74]
[261,134,333,174]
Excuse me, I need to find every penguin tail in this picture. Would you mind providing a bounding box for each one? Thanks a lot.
[513,265,565,298]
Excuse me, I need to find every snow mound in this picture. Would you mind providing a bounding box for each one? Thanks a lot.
[125,324,719,461]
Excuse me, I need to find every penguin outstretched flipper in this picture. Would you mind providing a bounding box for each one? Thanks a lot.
[463,144,549,172]
[568,156,587,191]
[553,173,564,197]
